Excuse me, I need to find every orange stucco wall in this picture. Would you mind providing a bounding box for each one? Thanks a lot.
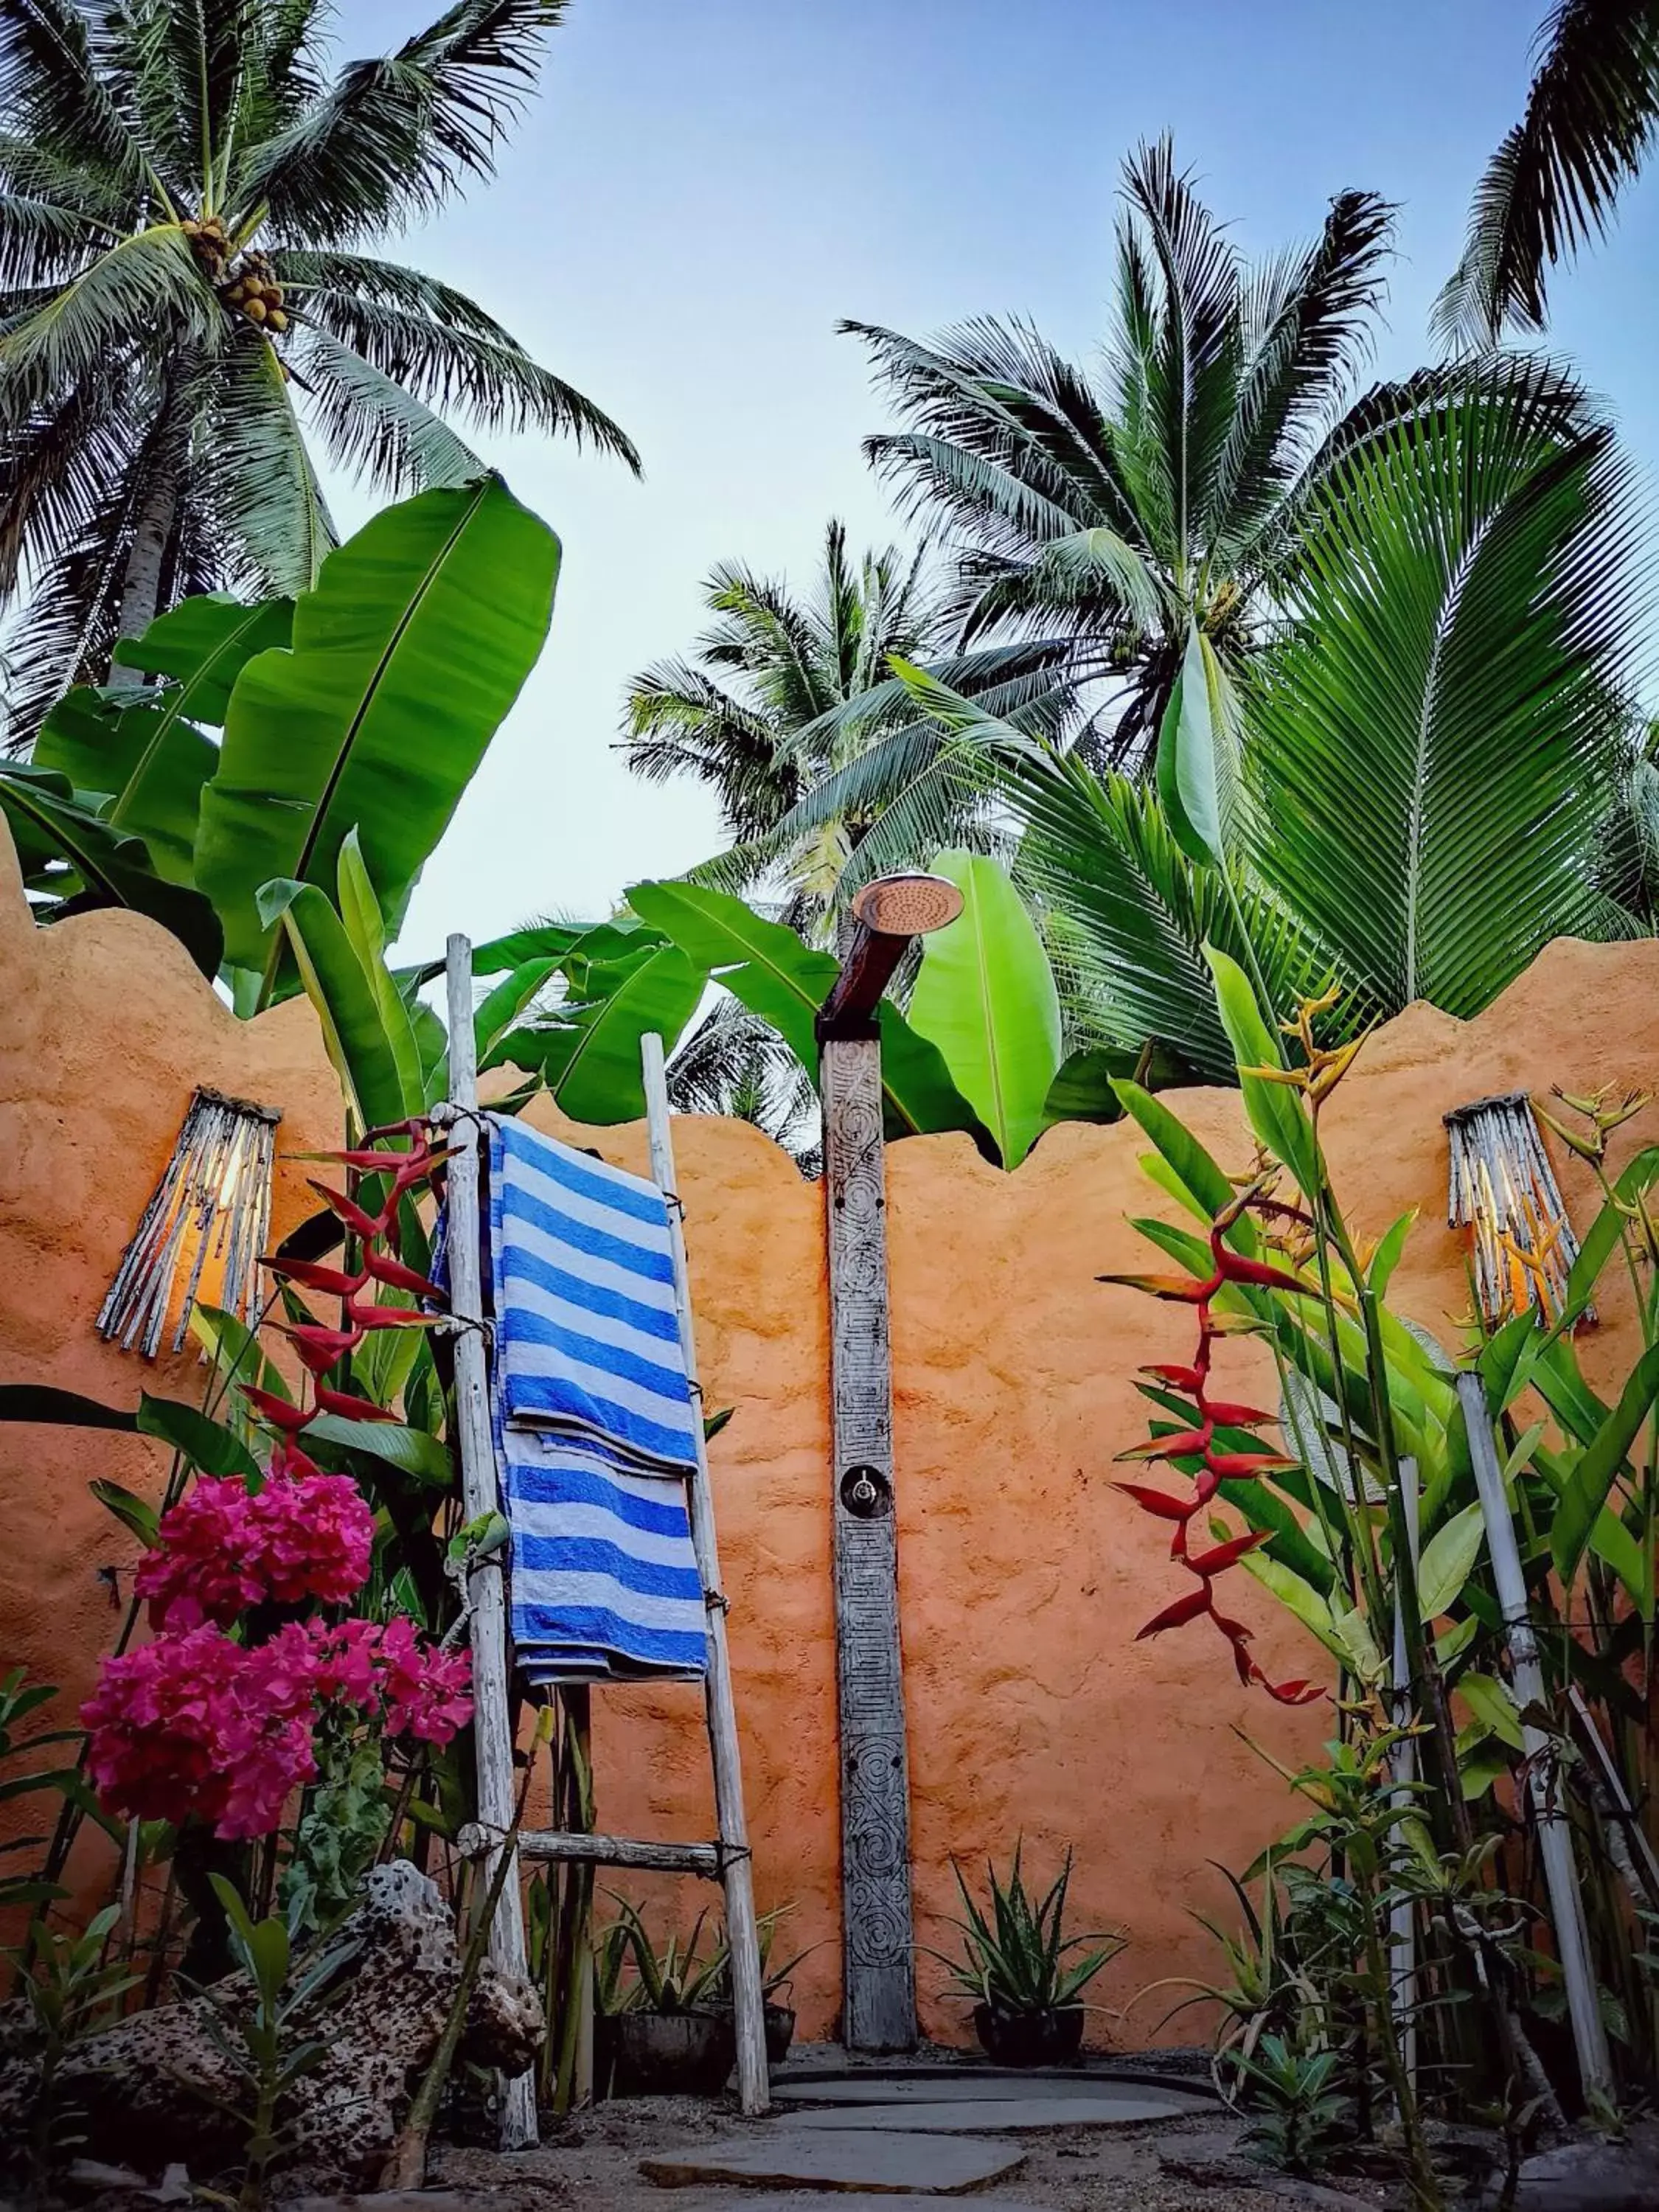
[4,816,1657,2049]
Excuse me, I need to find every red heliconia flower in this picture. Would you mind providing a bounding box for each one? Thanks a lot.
[1141,1360,1209,1392]
[1262,1679,1326,1707]
[1136,1587,1214,1638]
[1186,1531,1269,1575]
[1118,1426,1212,1463]
[264,1258,370,1299]
[319,1144,422,1173]
[358,1117,435,1144]
[276,1320,365,1374]
[1202,1399,1279,1428]
[364,1249,443,1299]
[239,1385,310,1433]
[1112,1482,1193,1521]
[1098,1269,1222,1304]
[1215,1252,1312,1295]
[1110,1196,1329,1708]
[305,1178,393,1242]
[1206,1449,1301,1479]
[266,1437,324,1482]
[343,1300,440,1332]
[313,1382,397,1422]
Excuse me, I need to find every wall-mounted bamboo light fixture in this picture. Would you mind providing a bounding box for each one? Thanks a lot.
[1444,1090,1581,1330]
[97,1088,280,1358]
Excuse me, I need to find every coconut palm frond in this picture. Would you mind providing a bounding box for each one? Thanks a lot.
[282,279,639,466]
[0,0,629,734]
[621,519,1018,933]
[1434,0,1659,348]
[844,138,1399,764]
[235,0,568,244]
[203,332,335,594]
[1247,354,1650,1016]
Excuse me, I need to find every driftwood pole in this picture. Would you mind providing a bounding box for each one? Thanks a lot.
[441,934,538,2152]
[816,874,963,2053]
[1456,1371,1613,2108]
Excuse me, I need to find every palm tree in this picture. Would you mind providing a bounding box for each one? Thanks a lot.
[863,354,1651,1077]
[663,996,820,1165]
[838,137,1394,773]
[0,0,636,738]
[622,517,1060,938]
[1436,0,1659,349]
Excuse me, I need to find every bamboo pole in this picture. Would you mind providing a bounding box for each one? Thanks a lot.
[1389,1456,1421,2093]
[442,934,538,2152]
[1456,1372,1613,2107]
[640,1031,771,2118]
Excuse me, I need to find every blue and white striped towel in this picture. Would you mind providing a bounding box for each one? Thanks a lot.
[486,1116,708,1684]
[489,1116,701,1471]
[500,1433,710,1682]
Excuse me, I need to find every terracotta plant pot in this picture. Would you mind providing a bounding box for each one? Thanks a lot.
[764,2001,796,2065]
[607,2008,736,2096]
[973,2002,1086,2067]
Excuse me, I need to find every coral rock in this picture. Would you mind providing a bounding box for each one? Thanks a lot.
[0,1862,543,2193]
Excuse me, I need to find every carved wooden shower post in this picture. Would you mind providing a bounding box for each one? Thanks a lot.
[816,872,964,2052]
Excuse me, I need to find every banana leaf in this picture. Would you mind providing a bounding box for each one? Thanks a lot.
[628,879,987,1148]
[909,850,1062,1167]
[197,476,559,967]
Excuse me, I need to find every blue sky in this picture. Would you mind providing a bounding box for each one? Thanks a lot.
[345,0,1659,962]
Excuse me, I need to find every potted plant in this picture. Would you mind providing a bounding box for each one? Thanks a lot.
[932,1845,1124,2066]
[711,1905,818,2065]
[594,1900,735,2096]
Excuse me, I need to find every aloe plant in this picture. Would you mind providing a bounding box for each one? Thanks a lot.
[931,1845,1122,2017]
[595,1898,729,2017]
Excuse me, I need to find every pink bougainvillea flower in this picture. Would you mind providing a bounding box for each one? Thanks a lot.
[81,1624,319,1838]
[254,1471,374,1607]
[134,1480,264,1630]
[138,1470,374,1628]
[305,1617,473,1744]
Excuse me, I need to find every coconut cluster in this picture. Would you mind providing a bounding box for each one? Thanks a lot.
[220,251,288,333]
[181,218,289,335]
[180,212,230,276]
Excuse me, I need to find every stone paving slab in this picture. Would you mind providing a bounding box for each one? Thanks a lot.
[785,2093,1200,2135]
[655,2199,1052,2212]
[773,2075,1212,2110]
[639,2129,1028,2194]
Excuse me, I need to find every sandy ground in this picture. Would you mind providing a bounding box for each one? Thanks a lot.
[428,2101,1374,2212]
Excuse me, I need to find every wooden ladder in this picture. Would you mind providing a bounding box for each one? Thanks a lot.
[442,938,770,2143]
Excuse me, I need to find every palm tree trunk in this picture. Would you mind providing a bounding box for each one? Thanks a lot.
[117,464,179,644]
[117,369,184,646]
